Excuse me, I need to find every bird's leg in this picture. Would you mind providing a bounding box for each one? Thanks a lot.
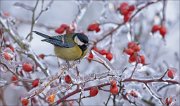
[66,60,71,70]
[74,59,81,64]
[57,57,61,68]
[78,59,81,63]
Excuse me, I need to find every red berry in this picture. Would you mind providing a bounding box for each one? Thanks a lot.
[165,97,172,106]
[87,23,100,32]
[159,26,167,38]
[88,53,94,61]
[99,49,107,55]
[22,63,33,72]
[128,5,135,12]
[3,52,12,61]
[124,14,131,23]
[110,80,117,87]
[119,2,129,15]
[129,90,138,97]
[39,54,45,59]
[32,79,39,87]
[47,94,55,104]
[11,75,18,81]
[55,24,69,34]
[129,54,137,63]
[167,69,175,79]
[106,52,113,61]
[127,42,140,52]
[151,25,160,33]
[110,86,118,95]
[133,45,140,52]
[89,87,99,97]
[65,75,72,84]
[61,24,69,29]
[128,41,137,49]
[139,55,145,65]
[21,98,29,106]
[123,48,134,56]
[55,27,65,34]
[95,27,100,32]
[92,47,99,52]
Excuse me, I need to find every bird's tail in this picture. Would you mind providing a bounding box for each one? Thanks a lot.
[33,31,51,39]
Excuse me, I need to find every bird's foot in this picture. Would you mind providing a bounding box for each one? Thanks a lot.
[66,61,71,70]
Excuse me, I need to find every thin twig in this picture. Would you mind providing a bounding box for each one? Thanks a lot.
[145,83,164,105]
[129,62,138,78]
[26,0,39,41]
[104,94,111,106]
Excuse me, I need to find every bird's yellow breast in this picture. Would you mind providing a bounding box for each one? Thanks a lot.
[54,45,86,61]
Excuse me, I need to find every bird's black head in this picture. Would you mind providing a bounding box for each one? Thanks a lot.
[73,33,89,51]
[73,33,89,45]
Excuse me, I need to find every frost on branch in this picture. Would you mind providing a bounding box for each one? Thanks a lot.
[0,0,179,106]
[14,2,34,12]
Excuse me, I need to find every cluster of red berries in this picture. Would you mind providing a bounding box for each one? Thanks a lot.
[118,2,136,23]
[2,44,35,74]
[88,47,113,61]
[151,25,167,38]
[89,80,119,97]
[167,68,175,79]
[110,80,119,95]
[123,41,145,65]
[87,23,100,33]
[11,74,39,88]
[55,24,74,34]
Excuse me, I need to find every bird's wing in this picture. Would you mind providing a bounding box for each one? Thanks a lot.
[42,35,75,48]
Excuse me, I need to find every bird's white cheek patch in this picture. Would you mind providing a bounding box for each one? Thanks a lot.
[74,36,84,46]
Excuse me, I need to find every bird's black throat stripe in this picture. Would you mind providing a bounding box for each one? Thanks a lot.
[78,45,87,57]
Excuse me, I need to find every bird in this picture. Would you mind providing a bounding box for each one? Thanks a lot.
[33,31,89,61]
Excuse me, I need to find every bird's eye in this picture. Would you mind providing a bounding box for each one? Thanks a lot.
[74,36,84,46]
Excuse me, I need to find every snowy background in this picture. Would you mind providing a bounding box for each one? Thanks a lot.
[0,0,179,106]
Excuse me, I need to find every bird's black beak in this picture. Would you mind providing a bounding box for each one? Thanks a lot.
[85,43,91,46]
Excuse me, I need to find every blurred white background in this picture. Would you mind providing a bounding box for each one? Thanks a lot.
[0,0,179,105]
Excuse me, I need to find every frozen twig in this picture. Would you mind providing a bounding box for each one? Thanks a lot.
[26,0,40,41]
[104,94,111,106]
[26,0,54,41]
[0,17,50,76]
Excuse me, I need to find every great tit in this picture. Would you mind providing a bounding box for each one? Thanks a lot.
[33,31,89,61]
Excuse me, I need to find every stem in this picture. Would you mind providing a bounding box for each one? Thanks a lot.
[26,0,39,41]
[53,83,110,105]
